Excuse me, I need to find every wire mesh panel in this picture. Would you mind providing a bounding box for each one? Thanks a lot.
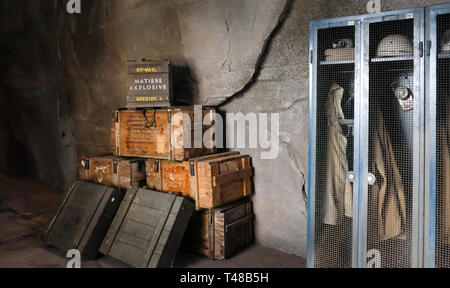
[435,12,450,268]
[313,25,356,268]
[366,18,417,268]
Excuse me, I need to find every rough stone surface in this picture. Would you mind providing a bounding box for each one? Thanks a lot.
[0,0,448,257]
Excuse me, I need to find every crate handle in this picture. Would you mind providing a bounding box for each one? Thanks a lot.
[142,109,157,128]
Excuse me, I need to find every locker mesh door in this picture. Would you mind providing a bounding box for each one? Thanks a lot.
[367,19,415,268]
[435,13,450,269]
[314,25,355,268]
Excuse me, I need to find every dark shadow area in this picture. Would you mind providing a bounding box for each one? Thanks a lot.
[172,64,197,105]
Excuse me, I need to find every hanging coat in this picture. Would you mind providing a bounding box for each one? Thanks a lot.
[370,112,407,241]
[323,83,353,226]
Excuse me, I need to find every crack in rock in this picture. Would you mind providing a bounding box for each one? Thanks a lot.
[216,0,294,107]
[261,98,308,113]
[283,141,308,216]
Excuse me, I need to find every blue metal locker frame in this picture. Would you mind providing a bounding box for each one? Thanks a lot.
[308,6,428,268]
[424,2,450,269]
[307,14,363,268]
[359,7,425,268]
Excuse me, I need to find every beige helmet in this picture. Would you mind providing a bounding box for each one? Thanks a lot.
[377,34,413,57]
[441,30,450,54]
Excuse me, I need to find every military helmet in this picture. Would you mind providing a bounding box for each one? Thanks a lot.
[441,30,450,54]
[377,34,413,57]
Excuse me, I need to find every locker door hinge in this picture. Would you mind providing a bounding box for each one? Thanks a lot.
[190,162,195,176]
[419,41,424,57]
[113,159,118,174]
[426,40,432,56]
[310,50,314,64]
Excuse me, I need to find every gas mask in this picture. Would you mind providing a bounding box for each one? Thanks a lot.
[332,38,354,49]
[391,73,414,112]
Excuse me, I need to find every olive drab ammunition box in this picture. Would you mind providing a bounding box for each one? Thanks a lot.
[99,188,195,268]
[127,60,173,108]
[43,181,124,259]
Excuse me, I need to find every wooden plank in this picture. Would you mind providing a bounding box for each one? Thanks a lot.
[202,154,248,164]
[190,151,240,162]
[43,182,76,241]
[142,193,176,266]
[223,215,254,259]
[159,160,191,196]
[213,168,253,187]
[117,110,170,159]
[100,187,139,255]
[213,181,245,207]
[153,197,194,267]
[77,187,111,256]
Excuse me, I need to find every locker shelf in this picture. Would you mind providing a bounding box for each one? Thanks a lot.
[338,119,354,126]
[371,56,414,63]
[320,60,355,65]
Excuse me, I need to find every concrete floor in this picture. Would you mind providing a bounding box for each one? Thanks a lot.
[0,175,306,268]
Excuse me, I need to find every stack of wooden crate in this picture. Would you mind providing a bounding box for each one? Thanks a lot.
[76,60,255,261]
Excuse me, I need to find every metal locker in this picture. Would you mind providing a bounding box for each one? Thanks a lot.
[307,15,363,268]
[308,7,427,268]
[360,8,425,268]
[425,3,450,269]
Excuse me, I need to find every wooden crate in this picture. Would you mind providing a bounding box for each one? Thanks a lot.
[111,107,216,161]
[43,181,124,259]
[78,155,146,190]
[183,199,254,260]
[99,187,194,268]
[127,59,173,108]
[146,152,253,209]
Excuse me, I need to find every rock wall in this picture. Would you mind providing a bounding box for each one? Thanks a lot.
[0,0,448,256]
